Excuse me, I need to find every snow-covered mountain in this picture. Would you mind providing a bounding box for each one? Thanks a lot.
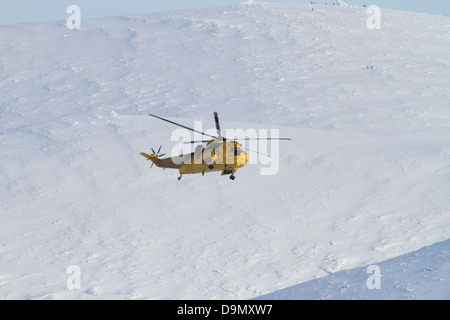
[1,2,449,299]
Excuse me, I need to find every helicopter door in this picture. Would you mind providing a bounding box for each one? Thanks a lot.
[203,144,216,165]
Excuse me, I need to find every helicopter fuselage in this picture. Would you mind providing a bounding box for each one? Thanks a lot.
[141,139,248,178]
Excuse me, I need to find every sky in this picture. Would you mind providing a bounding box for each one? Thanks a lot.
[0,0,449,25]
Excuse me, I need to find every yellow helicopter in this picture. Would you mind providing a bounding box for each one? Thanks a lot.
[140,112,291,180]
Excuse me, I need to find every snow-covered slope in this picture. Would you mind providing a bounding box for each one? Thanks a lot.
[1,2,450,299]
[255,238,450,300]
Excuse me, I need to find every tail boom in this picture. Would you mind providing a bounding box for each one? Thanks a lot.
[140,152,181,169]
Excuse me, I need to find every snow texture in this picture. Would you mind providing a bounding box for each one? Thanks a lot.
[1,2,450,299]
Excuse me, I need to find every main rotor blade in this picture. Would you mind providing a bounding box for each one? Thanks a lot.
[213,112,221,137]
[236,138,292,141]
[182,137,292,144]
[183,140,214,144]
[243,147,271,158]
[148,113,217,139]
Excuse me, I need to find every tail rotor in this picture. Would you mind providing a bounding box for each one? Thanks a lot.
[150,145,165,168]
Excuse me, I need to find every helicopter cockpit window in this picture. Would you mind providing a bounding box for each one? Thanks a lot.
[234,146,241,156]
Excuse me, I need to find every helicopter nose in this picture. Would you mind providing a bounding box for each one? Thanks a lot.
[244,153,248,165]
